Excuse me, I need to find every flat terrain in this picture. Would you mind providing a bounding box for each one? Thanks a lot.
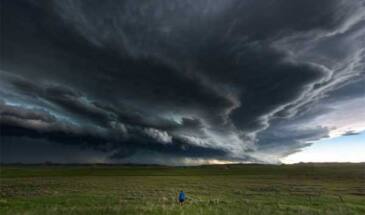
[0,163,364,215]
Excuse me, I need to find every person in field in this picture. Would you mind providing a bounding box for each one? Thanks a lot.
[178,190,185,205]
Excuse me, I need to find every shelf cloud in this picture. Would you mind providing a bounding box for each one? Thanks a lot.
[1,0,364,164]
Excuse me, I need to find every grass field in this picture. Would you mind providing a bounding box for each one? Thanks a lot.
[1,163,364,215]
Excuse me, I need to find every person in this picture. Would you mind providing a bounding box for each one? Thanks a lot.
[178,190,185,205]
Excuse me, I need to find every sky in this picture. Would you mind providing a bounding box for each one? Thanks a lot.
[281,131,365,164]
[0,0,364,165]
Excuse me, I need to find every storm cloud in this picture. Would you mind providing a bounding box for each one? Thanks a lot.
[1,0,364,164]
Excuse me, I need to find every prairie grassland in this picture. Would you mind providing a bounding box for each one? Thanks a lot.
[0,163,364,215]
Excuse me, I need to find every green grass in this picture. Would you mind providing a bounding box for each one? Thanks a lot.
[1,163,364,214]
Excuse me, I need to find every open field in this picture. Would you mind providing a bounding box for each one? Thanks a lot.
[1,163,364,215]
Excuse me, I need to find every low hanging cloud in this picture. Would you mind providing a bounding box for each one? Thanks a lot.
[1,0,364,164]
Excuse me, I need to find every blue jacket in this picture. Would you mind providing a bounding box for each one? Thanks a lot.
[179,191,185,201]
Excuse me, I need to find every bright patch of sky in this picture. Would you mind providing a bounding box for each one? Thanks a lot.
[281,131,365,164]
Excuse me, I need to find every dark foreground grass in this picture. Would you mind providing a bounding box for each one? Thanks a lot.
[1,163,364,215]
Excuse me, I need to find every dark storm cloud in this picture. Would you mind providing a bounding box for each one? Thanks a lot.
[322,76,365,102]
[1,0,364,164]
[0,102,229,161]
[255,120,331,162]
